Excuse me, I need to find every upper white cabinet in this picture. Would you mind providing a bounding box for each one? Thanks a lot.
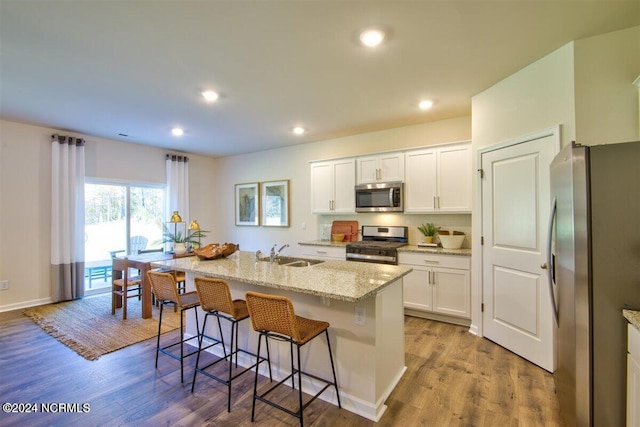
[310,158,356,214]
[356,152,404,184]
[404,142,471,213]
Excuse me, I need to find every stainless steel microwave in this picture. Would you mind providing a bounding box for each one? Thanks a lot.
[355,182,403,212]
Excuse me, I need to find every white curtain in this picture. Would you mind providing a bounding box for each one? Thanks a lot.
[51,134,85,301]
[166,154,190,222]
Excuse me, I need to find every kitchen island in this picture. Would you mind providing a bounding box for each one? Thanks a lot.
[152,250,412,422]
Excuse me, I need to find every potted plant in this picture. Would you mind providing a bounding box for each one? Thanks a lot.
[161,224,208,254]
[417,222,440,243]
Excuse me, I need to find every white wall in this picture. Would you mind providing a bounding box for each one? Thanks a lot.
[213,117,472,254]
[470,26,640,335]
[574,26,640,145]
[0,119,217,310]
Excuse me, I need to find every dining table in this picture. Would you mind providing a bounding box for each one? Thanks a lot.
[112,251,195,319]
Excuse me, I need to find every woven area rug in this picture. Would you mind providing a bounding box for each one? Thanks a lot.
[23,294,181,361]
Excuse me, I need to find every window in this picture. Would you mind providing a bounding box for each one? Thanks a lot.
[84,181,165,291]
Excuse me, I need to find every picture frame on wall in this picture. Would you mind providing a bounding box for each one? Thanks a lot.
[235,182,259,226]
[261,180,290,227]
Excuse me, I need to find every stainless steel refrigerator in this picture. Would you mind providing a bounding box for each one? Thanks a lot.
[549,140,640,427]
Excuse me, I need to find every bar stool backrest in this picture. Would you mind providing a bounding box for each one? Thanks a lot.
[194,277,237,317]
[245,291,300,342]
[147,271,180,305]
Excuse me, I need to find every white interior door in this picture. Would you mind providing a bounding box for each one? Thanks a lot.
[481,133,557,372]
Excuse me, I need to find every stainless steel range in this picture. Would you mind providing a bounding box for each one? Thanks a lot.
[345,225,408,265]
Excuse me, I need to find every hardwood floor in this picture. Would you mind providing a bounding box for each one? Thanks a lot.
[0,310,563,426]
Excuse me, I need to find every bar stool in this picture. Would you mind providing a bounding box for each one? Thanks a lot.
[191,277,272,412]
[245,291,341,426]
[147,270,201,383]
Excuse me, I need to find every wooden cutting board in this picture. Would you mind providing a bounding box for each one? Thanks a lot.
[331,221,359,242]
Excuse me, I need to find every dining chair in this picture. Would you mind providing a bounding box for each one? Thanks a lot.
[111,257,142,320]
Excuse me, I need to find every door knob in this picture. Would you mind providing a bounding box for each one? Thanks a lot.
[540,263,548,269]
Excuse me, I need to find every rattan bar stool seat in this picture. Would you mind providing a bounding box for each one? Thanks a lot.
[245,291,341,426]
[147,270,201,383]
[191,277,272,412]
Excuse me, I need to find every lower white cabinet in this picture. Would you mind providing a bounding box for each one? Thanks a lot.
[628,323,640,427]
[300,245,346,260]
[399,252,471,320]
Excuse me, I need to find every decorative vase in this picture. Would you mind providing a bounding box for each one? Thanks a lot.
[423,236,434,243]
[174,242,187,255]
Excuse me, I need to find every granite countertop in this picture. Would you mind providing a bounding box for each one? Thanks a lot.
[623,309,640,331]
[298,240,472,256]
[152,250,412,303]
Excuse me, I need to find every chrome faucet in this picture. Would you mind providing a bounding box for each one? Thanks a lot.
[269,244,289,263]
[276,244,289,255]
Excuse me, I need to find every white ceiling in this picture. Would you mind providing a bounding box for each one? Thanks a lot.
[1,1,638,158]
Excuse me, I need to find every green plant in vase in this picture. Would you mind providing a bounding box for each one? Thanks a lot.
[417,222,440,243]
[161,224,208,254]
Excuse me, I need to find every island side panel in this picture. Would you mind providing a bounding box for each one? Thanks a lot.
[183,273,387,421]
[374,278,407,420]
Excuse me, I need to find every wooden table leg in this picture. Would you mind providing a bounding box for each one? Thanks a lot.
[140,263,152,319]
[113,268,123,309]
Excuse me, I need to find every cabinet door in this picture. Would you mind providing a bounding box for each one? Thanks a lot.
[403,268,432,311]
[404,149,437,212]
[356,156,380,184]
[437,144,471,212]
[379,152,404,182]
[332,158,356,213]
[300,246,346,260]
[629,353,640,427]
[310,161,333,213]
[432,267,470,318]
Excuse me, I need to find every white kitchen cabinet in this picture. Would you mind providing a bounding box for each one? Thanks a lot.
[356,152,404,184]
[404,142,471,213]
[399,252,471,320]
[310,158,355,214]
[300,245,346,260]
[628,323,640,427]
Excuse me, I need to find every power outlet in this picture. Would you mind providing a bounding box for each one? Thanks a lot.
[0,280,8,291]
[354,306,366,326]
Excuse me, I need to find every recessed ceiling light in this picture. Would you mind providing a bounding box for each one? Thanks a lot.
[172,127,184,136]
[419,100,434,110]
[202,90,219,102]
[292,127,305,135]
[360,29,385,47]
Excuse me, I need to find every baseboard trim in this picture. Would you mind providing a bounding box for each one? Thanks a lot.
[0,297,53,313]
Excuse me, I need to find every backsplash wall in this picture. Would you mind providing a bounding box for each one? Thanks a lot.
[317,213,472,248]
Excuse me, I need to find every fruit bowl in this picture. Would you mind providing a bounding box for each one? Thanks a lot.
[332,233,345,242]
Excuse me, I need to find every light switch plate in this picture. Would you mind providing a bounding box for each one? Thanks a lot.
[0,280,8,290]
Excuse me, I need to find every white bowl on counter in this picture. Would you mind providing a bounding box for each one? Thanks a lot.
[438,234,465,249]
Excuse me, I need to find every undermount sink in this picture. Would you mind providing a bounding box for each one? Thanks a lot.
[258,256,325,267]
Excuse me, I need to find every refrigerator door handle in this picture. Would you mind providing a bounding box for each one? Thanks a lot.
[547,197,559,325]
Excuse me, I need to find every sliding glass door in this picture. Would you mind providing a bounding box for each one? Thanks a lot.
[84,182,164,292]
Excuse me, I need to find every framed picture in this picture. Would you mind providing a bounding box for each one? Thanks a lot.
[261,180,290,227]
[235,182,259,226]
